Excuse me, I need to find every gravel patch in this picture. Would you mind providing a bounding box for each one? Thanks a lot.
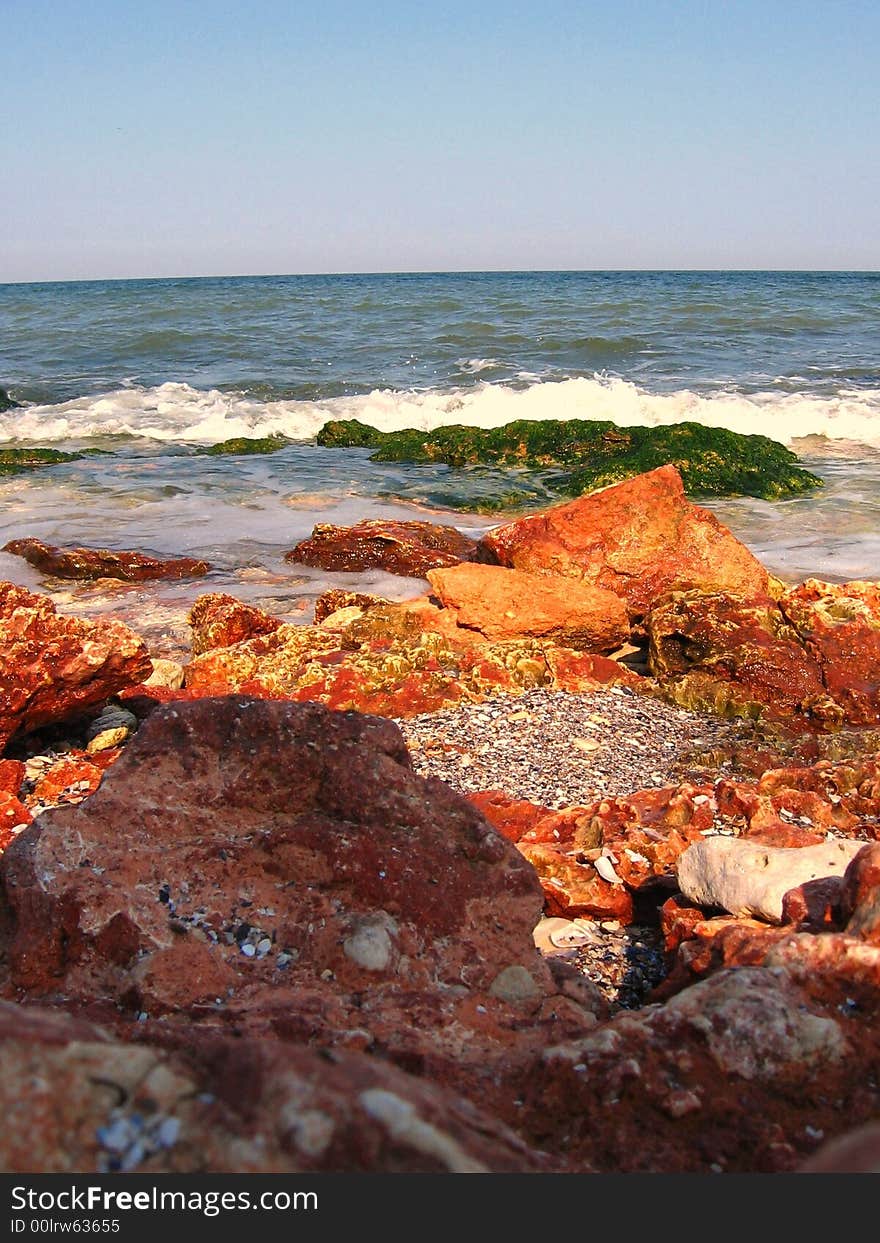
[395,685,752,808]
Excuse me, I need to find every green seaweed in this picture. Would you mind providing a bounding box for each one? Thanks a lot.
[317,416,822,505]
[0,447,84,474]
[198,433,293,456]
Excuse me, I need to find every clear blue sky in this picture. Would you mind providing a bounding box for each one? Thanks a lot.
[4,0,878,281]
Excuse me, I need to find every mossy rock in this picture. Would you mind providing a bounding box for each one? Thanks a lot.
[198,433,293,456]
[316,419,387,449]
[0,447,84,474]
[0,388,21,414]
[317,417,822,504]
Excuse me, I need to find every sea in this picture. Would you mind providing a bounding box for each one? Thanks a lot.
[1,270,878,655]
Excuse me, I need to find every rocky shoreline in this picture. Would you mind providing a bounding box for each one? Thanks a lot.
[2,463,880,1173]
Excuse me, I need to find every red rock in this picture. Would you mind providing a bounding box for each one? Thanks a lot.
[525,964,877,1171]
[0,792,31,849]
[0,759,25,796]
[780,580,880,727]
[480,465,769,620]
[469,791,603,850]
[780,877,842,930]
[427,563,629,651]
[660,894,707,952]
[0,1001,548,1173]
[2,537,211,582]
[0,581,152,754]
[647,590,834,726]
[517,843,634,922]
[541,647,644,692]
[840,843,880,943]
[27,755,104,808]
[0,697,591,1092]
[286,519,481,578]
[189,593,283,655]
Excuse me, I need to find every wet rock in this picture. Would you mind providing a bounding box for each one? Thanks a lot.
[480,465,769,620]
[426,563,629,651]
[0,1001,547,1173]
[0,581,152,754]
[0,387,21,413]
[317,418,820,505]
[286,519,482,578]
[188,593,284,655]
[677,836,865,923]
[0,447,82,473]
[197,434,292,456]
[2,538,211,582]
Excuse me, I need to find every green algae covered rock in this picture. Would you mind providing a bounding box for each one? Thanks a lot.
[0,447,83,474]
[316,419,386,449]
[316,417,821,505]
[198,433,292,456]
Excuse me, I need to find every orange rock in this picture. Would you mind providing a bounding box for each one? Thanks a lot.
[0,581,152,754]
[780,580,880,727]
[517,843,634,922]
[0,792,31,849]
[426,563,629,651]
[189,593,283,655]
[28,755,104,807]
[0,759,25,797]
[480,465,768,620]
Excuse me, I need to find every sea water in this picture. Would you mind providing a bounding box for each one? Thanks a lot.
[1,271,878,653]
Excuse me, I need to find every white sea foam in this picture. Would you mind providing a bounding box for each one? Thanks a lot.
[2,376,880,449]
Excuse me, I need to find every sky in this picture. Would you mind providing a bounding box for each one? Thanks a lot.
[3,0,879,281]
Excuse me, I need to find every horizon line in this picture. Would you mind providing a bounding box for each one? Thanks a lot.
[2,266,879,289]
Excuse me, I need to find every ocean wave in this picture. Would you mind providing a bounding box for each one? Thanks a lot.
[2,376,880,450]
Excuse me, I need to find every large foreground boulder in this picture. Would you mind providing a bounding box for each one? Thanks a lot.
[0,1002,546,1173]
[480,465,769,620]
[0,581,153,754]
[1,697,580,1083]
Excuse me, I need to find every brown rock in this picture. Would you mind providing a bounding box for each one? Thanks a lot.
[3,537,211,582]
[0,1001,547,1173]
[781,580,880,727]
[799,1123,880,1173]
[525,965,867,1172]
[1,697,561,1081]
[841,843,880,943]
[189,593,283,655]
[427,563,629,651]
[480,465,768,620]
[286,519,481,578]
[0,582,152,754]
[780,877,843,930]
[647,590,833,726]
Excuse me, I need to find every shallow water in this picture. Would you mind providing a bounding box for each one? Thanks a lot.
[1,271,878,639]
